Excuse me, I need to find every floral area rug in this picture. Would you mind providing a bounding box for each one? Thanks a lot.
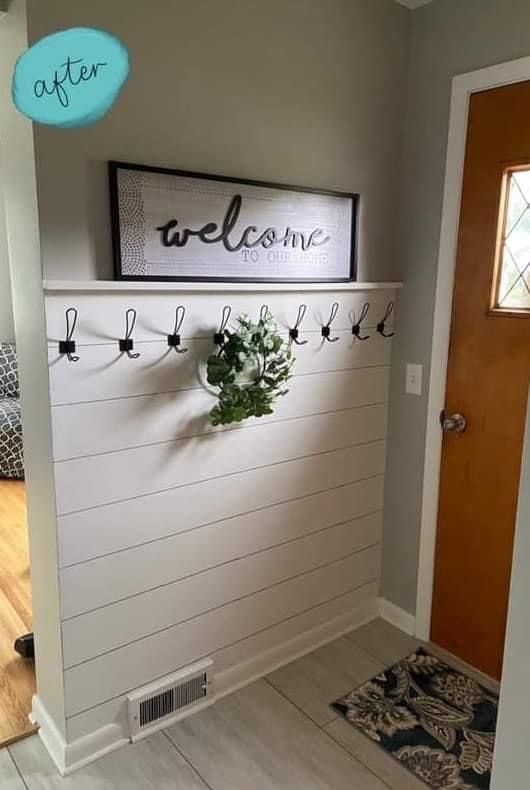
[331,649,498,789]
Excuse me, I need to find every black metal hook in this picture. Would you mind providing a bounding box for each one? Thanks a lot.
[377,301,395,338]
[289,304,308,346]
[321,302,340,343]
[119,308,141,358]
[167,306,188,354]
[259,304,270,323]
[214,305,232,347]
[351,302,370,341]
[58,307,80,362]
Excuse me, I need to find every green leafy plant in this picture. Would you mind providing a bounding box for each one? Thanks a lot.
[206,311,294,426]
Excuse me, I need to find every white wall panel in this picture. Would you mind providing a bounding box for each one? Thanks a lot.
[62,521,382,665]
[64,548,381,716]
[211,580,379,677]
[44,286,395,741]
[51,367,389,460]
[46,290,395,346]
[58,447,386,567]
[48,331,392,406]
[65,581,378,743]
[60,477,383,603]
[54,408,387,514]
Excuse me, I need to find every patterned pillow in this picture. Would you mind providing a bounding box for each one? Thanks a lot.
[0,343,19,399]
[0,398,24,479]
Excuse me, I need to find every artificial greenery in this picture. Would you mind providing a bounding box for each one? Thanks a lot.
[206,311,294,426]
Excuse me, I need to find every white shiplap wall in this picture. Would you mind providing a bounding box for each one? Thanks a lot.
[44,285,396,743]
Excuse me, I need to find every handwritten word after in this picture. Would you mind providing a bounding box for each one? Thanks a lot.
[33,56,108,108]
[157,195,331,254]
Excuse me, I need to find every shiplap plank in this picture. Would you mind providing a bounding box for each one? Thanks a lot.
[48,340,205,406]
[47,332,392,406]
[65,582,378,742]
[54,407,387,514]
[51,367,389,460]
[61,515,379,631]
[64,548,381,716]
[62,522,382,665]
[45,290,395,345]
[212,580,379,678]
[58,445,386,567]
[60,476,383,605]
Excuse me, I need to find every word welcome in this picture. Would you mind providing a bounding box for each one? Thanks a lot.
[34,56,107,108]
[157,194,331,254]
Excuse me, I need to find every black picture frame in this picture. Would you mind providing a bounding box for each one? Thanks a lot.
[109,161,358,284]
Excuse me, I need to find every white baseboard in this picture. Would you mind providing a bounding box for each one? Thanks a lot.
[32,595,379,775]
[215,594,380,700]
[378,597,416,636]
[30,696,67,774]
[31,695,129,776]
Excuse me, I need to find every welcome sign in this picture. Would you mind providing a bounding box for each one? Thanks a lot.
[109,163,357,283]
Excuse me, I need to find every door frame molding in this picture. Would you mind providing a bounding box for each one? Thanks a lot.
[415,55,530,641]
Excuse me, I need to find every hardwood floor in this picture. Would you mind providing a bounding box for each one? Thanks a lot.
[0,479,36,747]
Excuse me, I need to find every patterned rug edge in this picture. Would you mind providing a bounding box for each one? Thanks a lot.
[330,648,498,790]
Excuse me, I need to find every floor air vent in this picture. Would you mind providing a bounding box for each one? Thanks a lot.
[127,659,214,740]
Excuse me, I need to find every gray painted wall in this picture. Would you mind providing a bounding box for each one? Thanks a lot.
[382,0,530,613]
[491,390,530,788]
[24,0,529,620]
[26,0,409,283]
[0,179,15,342]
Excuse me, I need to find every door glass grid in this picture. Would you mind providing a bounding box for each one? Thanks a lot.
[495,168,530,312]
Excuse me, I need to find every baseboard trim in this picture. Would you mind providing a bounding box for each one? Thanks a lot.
[30,696,66,774]
[378,598,416,636]
[215,595,380,701]
[33,595,380,775]
[31,695,129,776]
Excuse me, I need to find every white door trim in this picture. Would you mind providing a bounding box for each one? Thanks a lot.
[415,55,530,640]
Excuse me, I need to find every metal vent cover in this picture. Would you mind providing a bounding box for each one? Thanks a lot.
[127,659,213,740]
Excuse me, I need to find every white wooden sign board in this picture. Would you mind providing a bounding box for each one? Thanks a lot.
[110,162,357,283]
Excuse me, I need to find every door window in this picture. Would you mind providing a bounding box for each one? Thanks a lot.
[493,167,530,313]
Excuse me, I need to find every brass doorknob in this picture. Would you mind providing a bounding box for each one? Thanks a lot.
[440,411,467,433]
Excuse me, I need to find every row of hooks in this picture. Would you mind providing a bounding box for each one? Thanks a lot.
[58,301,395,362]
[287,301,394,346]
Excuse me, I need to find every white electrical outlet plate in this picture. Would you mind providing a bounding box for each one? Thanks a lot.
[406,363,423,396]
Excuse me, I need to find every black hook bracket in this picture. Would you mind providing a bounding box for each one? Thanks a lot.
[321,302,340,343]
[289,304,308,346]
[167,306,188,354]
[214,305,232,347]
[253,305,271,343]
[377,301,395,338]
[119,308,141,358]
[259,304,270,323]
[351,302,370,341]
[58,307,80,362]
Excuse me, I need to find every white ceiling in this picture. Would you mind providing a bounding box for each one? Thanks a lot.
[393,0,436,8]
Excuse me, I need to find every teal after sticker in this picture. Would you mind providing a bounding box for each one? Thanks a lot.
[12,27,129,128]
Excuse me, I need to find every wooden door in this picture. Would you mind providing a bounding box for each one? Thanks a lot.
[431,81,530,680]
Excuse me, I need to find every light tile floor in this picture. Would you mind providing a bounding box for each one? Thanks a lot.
[0,619,496,789]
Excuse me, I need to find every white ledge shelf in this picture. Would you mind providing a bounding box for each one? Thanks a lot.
[43,280,402,294]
